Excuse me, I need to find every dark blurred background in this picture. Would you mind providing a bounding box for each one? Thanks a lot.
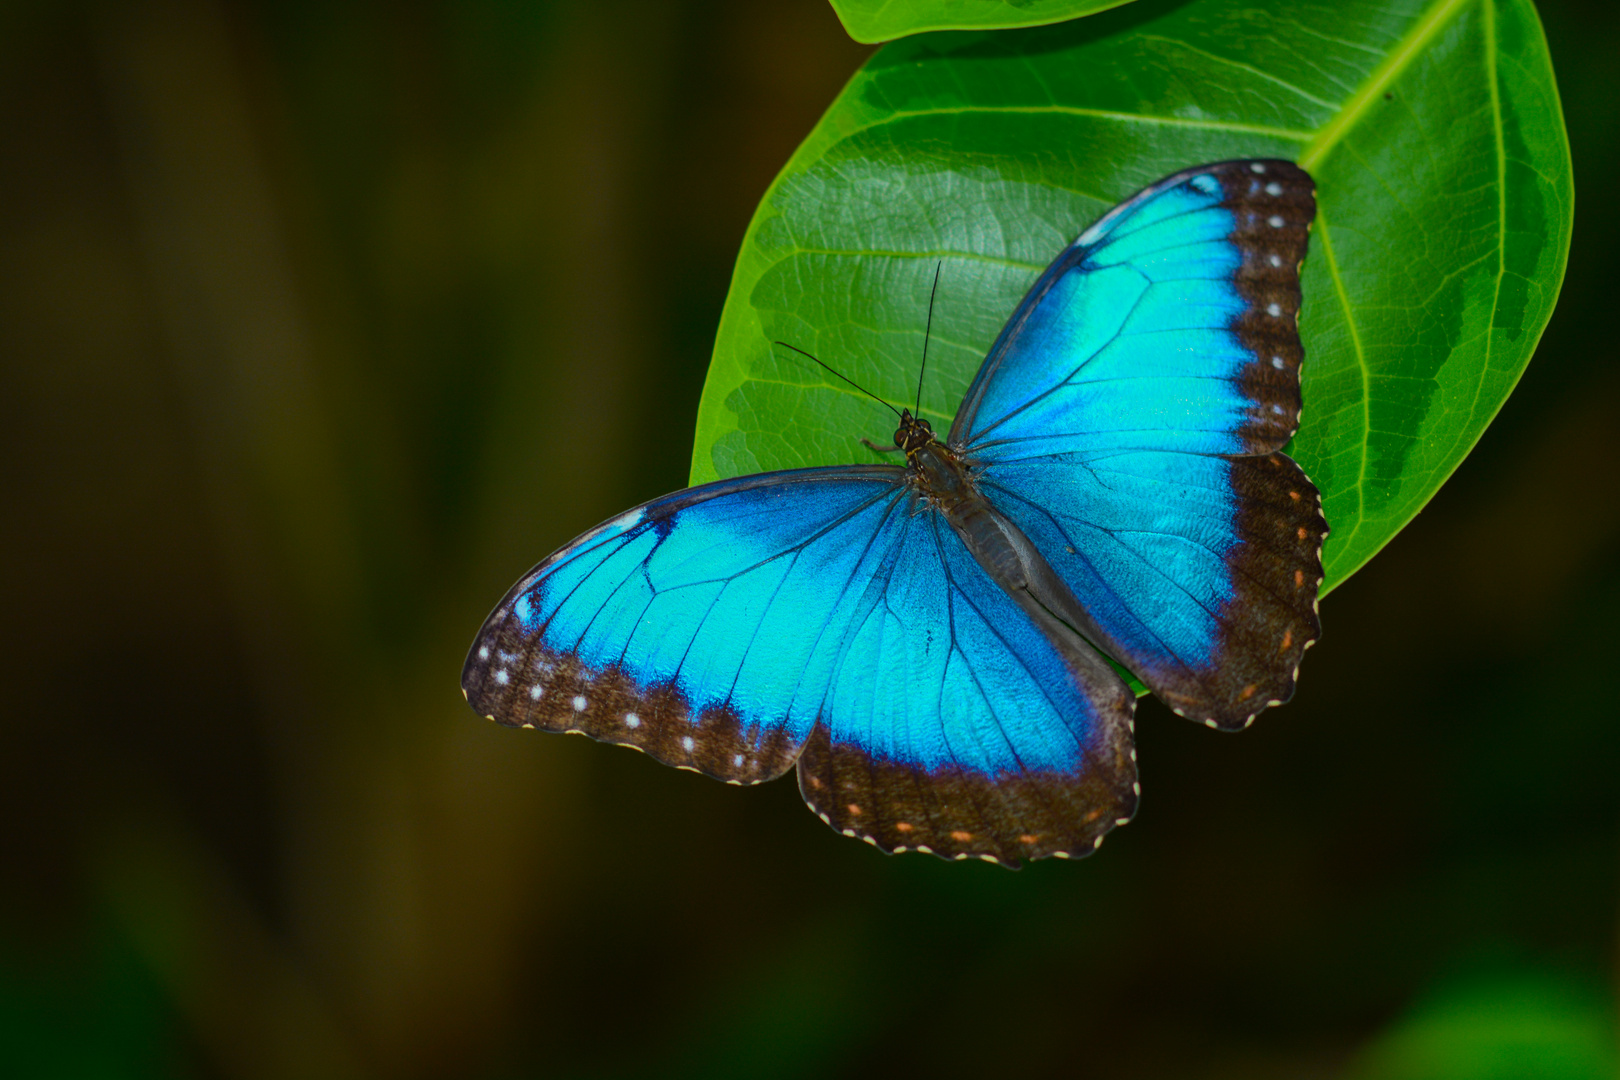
[1,0,1616,1077]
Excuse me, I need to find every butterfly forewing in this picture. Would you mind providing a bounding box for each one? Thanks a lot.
[464,469,908,785]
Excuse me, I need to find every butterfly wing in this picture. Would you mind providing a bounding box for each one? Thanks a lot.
[950,160,1327,729]
[463,467,1137,864]
[794,500,1137,865]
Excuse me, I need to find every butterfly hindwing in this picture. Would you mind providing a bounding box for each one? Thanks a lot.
[982,449,1325,728]
[952,160,1325,728]
[796,508,1138,864]
[463,468,1138,862]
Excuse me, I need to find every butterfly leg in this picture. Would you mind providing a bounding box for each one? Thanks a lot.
[860,438,901,454]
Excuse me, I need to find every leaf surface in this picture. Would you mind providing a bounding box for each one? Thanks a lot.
[693,0,1573,598]
[829,0,1137,44]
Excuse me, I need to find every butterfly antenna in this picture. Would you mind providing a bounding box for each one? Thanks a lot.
[772,341,902,418]
[916,261,942,415]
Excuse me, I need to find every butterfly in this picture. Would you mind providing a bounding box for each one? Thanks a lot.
[463,159,1326,867]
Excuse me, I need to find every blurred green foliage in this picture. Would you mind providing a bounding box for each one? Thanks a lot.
[0,923,178,1079]
[1345,969,1618,1079]
[0,0,1615,1078]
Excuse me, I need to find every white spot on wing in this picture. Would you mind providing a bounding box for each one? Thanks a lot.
[478,647,489,660]
[571,695,587,711]
[1268,215,1285,228]
[1267,303,1283,317]
[494,670,509,686]
[1266,181,1283,196]
[682,735,694,752]
[1250,162,1267,173]
[529,685,543,700]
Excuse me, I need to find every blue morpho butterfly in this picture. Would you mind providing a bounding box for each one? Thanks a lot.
[463,159,1326,867]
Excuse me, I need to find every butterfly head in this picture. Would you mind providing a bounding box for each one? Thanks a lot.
[894,410,936,454]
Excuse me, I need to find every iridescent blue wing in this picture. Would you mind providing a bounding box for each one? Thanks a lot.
[462,468,1137,864]
[951,160,1328,729]
[793,499,1138,865]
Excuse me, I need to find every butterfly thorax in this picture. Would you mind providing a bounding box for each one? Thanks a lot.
[896,409,971,502]
[896,409,1031,590]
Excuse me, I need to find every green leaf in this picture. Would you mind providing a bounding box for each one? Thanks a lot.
[829,0,1138,44]
[692,0,1572,598]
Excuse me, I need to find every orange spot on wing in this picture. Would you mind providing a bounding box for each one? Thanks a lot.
[1280,630,1293,651]
[950,830,974,842]
[1294,569,1305,587]
[1297,526,1309,540]
[807,776,824,790]
[846,803,862,816]
[1019,834,1040,845]
[895,822,914,833]
[1083,808,1105,824]
[1289,490,1301,501]
[1238,684,1257,701]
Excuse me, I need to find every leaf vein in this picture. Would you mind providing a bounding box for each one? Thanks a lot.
[1299,0,1477,171]
[864,104,1313,143]
[1312,211,1370,561]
